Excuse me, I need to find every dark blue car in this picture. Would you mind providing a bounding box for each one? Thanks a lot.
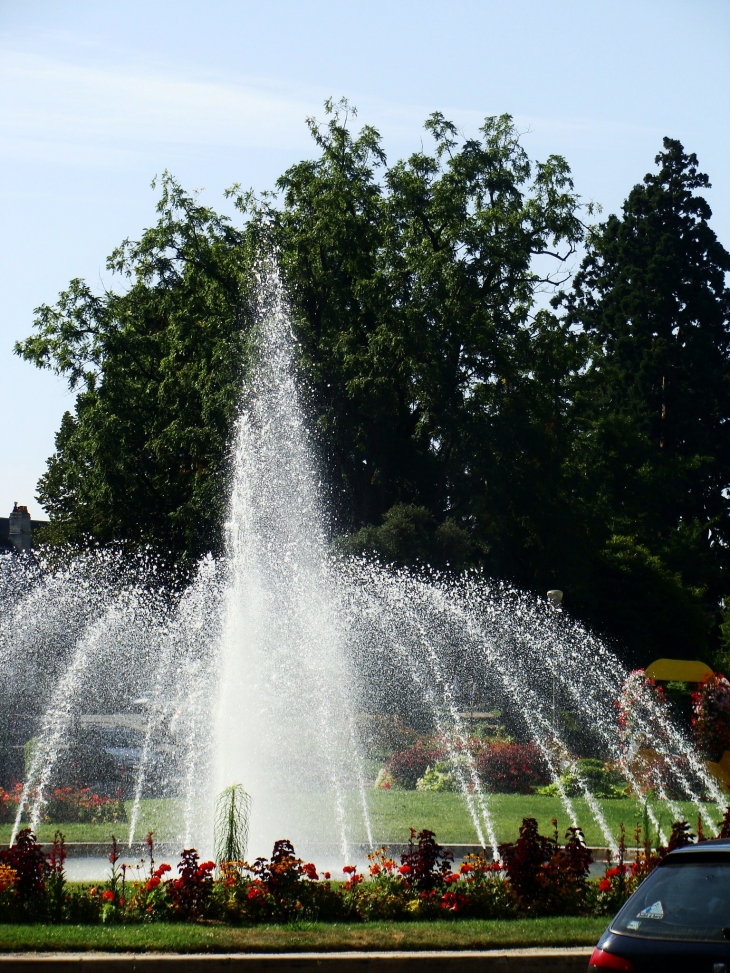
[590,839,730,972]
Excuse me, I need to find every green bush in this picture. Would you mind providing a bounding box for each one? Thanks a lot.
[537,759,627,799]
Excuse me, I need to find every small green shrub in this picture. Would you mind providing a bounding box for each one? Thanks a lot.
[537,759,627,799]
[416,762,459,792]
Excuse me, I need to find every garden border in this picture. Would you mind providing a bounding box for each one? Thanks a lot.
[0,949,593,972]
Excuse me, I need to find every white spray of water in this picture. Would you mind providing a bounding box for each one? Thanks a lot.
[1,262,723,865]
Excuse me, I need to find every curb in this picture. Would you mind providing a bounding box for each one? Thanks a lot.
[0,950,593,972]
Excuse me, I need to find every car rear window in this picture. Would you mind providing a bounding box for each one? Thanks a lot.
[611,858,730,942]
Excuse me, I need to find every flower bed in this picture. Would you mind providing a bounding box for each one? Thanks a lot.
[693,673,730,760]
[0,784,126,825]
[2,812,726,925]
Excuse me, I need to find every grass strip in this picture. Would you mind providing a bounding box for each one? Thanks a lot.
[0,793,706,848]
[0,918,606,953]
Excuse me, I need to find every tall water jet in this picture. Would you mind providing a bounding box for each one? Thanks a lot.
[212,266,365,861]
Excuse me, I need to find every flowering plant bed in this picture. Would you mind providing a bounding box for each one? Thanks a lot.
[1,813,727,927]
[0,784,126,825]
[693,673,730,760]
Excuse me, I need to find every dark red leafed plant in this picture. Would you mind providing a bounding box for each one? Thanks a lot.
[499,817,555,904]
[47,831,67,922]
[557,826,593,880]
[386,744,445,788]
[662,820,695,857]
[168,849,215,919]
[476,742,550,793]
[549,825,592,913]
[399,828,454,892]
[0,828,50,919]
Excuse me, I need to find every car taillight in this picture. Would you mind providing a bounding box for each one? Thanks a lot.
[589,947,635,971]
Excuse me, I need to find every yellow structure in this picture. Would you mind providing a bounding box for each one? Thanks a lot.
[643,658,714,682]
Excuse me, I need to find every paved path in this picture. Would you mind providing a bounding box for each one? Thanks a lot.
[0,949,593,972]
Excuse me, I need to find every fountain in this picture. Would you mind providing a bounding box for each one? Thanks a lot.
[0,265,723,865]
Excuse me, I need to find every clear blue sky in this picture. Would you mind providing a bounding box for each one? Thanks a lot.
[1,0,729,517]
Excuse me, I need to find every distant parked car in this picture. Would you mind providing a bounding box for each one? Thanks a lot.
[590,839,730,972]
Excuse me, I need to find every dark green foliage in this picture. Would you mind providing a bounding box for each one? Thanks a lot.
[242,103,585,558]
[16,175,252,570]
[335,503,473,570]
[17,106,730,665]
[559,139,730,662]
[590,536,709,668]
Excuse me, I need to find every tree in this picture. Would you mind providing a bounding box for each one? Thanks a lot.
[242,102,587,588]
[560,139,730,660]
[15,175,252,567]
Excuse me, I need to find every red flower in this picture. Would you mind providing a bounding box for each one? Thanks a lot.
[323,871,331,880]
[102,890,114,902]
[398,864,411,875]
[302,863,318,881]
[247,885,264,900]
[599,878,611,892]
[459,862,474,874]
[342,865,356,874]
[145,876,160,891]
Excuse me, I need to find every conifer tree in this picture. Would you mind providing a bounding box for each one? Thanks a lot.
[561,139,730,658]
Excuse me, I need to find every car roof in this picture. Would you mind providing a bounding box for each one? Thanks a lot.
[668,838,730,856]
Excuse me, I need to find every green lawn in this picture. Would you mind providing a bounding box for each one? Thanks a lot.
[0,800,180,844]
[363,791,708,848]
[0,790,714,850]
[0,918,605,953]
